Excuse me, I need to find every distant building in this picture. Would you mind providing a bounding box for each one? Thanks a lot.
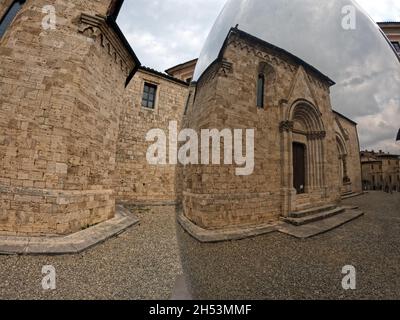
[361,150,400,192]
[378,22,400,56]
[165,58,198,84]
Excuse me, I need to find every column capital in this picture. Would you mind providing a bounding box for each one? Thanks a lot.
[279,120,294,132]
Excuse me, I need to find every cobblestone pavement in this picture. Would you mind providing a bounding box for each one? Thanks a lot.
[177,192,400,299]
[0,209,182,300]
[1,192,399,300]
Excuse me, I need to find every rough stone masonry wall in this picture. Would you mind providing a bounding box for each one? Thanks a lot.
[114,69,188,205]
[0,0,134,235]
[336,117,362,193]
[182,33,341,229]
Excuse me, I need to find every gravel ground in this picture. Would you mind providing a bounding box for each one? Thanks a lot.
[177,191,400,299]
[0,208,182,300]
[0,191,399,300]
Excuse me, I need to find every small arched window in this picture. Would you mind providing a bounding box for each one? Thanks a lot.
[0,0,26,39]
[257,73,265,108]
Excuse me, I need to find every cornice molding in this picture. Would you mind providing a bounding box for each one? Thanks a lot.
[78,13,135,78]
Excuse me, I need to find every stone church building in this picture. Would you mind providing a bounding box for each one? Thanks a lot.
[180,28,362,233]
[0,0,362,240]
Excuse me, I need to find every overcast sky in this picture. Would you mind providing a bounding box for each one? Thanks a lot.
[118,0,399,71]
[117,0,400,153]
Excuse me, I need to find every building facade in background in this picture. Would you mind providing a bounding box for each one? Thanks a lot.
[115,66,188,206]
[165,59,198,84]
[361,150,400,192]
[378,22,400,56]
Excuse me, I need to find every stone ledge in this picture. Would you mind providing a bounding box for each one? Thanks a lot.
[0,205,139,255]
[178,207,364,242]
[177,211,279,243]
[118,200,177,207]
[0,184,113,197]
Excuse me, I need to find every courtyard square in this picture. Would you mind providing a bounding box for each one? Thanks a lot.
[0,191,398,300]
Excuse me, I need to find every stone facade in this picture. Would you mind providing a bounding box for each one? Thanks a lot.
[333,111,363,195]
[114,66,188,205]
[181,28,362,230]
[165,60,363,200]
[0,1,363,238]
[0,0,138,235]
[361,150,400,192]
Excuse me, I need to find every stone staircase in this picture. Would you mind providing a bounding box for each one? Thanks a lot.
[283,204,345,226]
[279,204,364,239]
[341,191,364,200]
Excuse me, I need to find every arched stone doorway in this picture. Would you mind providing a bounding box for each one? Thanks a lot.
[336,134,351,194]
[280,100,327,216]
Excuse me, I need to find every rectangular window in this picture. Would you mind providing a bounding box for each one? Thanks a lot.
[142,82,157,109]
[0,0,26,39]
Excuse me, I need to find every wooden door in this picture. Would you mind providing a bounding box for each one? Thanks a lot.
[293,143,306,194]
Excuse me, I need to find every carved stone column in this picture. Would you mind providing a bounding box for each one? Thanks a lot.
[280,120,294,217]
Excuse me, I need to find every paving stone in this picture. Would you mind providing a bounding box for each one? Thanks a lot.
[171,274,193,300]
[177,192,399,299]
[0,206,181,299]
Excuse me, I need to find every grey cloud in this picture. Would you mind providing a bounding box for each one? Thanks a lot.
[117,0,226,71]
[117,0,400,153]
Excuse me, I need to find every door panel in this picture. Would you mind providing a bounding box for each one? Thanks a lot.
[293,143,306,194]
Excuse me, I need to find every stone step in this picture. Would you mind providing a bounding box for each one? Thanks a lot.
[290,204,338,219]
[341,192,364,200]
[279,209,364,239]
[284,207,345,226]
[294,201,327,212]
[342,191,354,195]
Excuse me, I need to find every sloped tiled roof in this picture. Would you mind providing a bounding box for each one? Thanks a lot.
[139,66,189,86]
